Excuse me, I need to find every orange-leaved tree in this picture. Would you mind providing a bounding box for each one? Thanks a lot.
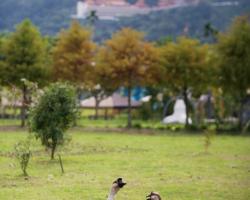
[98,28,162,128]
[52,20,96,87]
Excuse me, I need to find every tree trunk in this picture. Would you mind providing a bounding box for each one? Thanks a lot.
[238,98,244,131]
[94,95,99,120]
[21,85,28,127]
[73,89,81,126]
[51,140,57,160]
[163,97,174,119]
[104,108,108,120]
[23,168,28,177]
[58,154,64,174]
[183,87,190,128]
[127,86,132,128]
[206,91,213,119]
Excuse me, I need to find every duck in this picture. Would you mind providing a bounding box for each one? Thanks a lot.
[146,192,162,200]
[106,178,162,200]
[107,178,126,200]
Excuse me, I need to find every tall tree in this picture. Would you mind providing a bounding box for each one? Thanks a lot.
[161,37,209,127]
[216,15,250,129]
[52,20,96,86]
[98,28,161,128]
[2,20,49,127]
[0,35,5,84]
[86,10,99,27]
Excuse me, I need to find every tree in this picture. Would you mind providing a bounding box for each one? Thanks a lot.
[86,59,118,119]
[216,15,250,129]
[161,37,209,127]
[86,10,99,27]
[145,0,159,7]
[52,20,96,86]
[98,28,161,128]
[0,34,5,84]
[2,20,49,127]
[203,22,218,43]
[126,0,137,4]
[30,83,78,159]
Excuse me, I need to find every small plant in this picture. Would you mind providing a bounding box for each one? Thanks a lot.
[138,102,152,121]
[133,123,142,129]
[204,130,215,153]
[14,139,31,176]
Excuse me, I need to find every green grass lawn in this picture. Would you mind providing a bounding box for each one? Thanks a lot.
[0,117,165,129]
[0,130,249,200]
[0,108,166,129]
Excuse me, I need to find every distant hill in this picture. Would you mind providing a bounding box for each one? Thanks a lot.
[0,0,77,34]
[0,0,249,41]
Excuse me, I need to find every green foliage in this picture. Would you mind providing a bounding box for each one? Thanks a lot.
[0,0,75,35]
[2,19,49,87]
[126,0,138,4]
[161,37,209,92]
[145,0,159,7]
[217,15,250,100]
[0,36,5,85]
[86,11,99,27]
[138,102,152,120]
[1,1,249,41]
[133,122,142,129]
[117,0,250,42]
[29,82,78,159]
[161,37,210,126]
[1,19,50,126]
[14,139,31,176]
[216,15,250,129]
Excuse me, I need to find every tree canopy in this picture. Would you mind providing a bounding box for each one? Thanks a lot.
[217,15,250,100]
[52,21,96,87]
[98,28,161,127]
[161,37,209,126]
[2,19,48,87]
[216,15,250,128]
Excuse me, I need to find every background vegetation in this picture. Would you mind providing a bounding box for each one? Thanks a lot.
[0,0,249,41]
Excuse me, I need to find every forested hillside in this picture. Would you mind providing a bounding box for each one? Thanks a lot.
[115,0,250,41]
[0,0,249,41]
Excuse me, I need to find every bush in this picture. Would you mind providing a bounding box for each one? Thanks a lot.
[29,82,78,159]
[138,102,153,120]
[133,123,142,129]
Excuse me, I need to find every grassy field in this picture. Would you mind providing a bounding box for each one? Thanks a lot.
[0,130,249,200]
[0,108,165,129]
[0,117,166,129]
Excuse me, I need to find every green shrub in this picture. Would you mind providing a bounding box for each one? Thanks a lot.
[29,82,78,159]
[133,123,142,129]
[138,102,153,120]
